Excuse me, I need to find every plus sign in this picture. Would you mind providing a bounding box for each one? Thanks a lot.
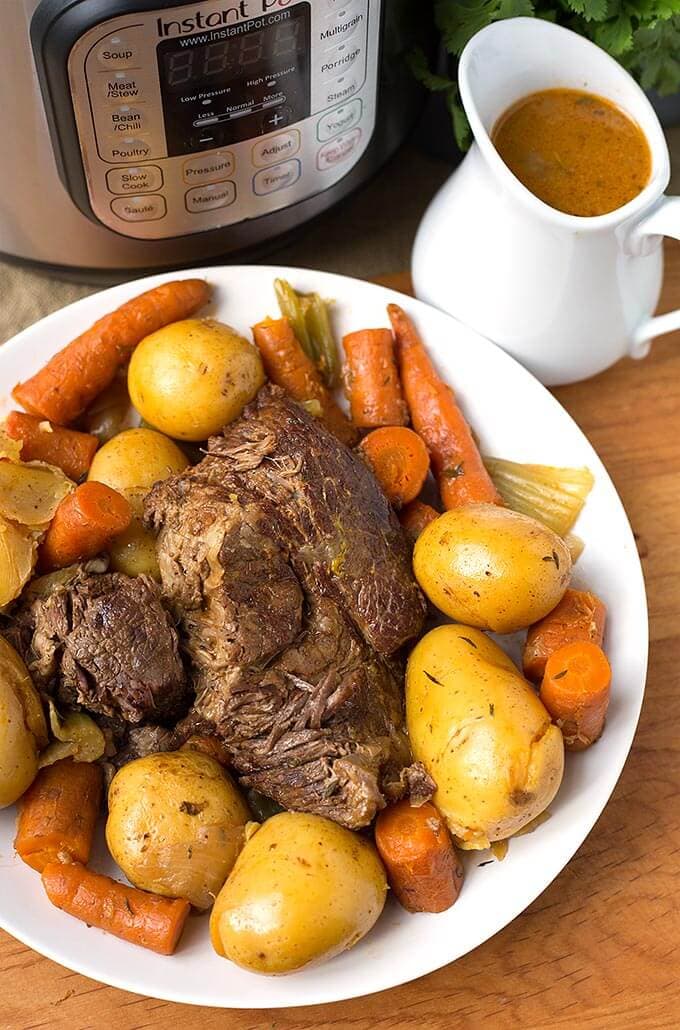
[270,112,284,126]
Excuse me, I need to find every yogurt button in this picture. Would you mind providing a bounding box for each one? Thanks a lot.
[252,130,300,168]
[317,128,362,170]
[111,194,166,221]
[317,99,362,141]
[253,160,301,195]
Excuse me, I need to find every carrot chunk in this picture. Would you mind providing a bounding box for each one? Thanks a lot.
[375,800,463,913]
[399,500,440,543]
[5,411,98,481]
[39,481,132,571]
[342,328,408,428]
[15,759,102,872]
[42,862,190,955]
[388,303,502,509]
[359,427,430,507]
[540,641,611,750]
[524,589,607,682]
[13,279,211,425]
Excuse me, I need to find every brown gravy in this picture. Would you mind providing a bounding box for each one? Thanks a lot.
[492,88,652,217]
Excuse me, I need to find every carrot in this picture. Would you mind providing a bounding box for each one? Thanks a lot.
[342,328,408,428]
[41,862,190,955]
[375,800,463,913]
[540,641,611,751]
[388,303,502,509]
[14,759,102,872]
[13,279,211,426]
[5,411,98,481]
[39,481,132,571]
[399,500,440,543]
[252,317,357,446]
[524,589,607,682]
[359,427,430,507]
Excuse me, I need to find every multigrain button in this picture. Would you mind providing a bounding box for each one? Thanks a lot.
[106,165,163,195]
[111,194,166,221]
[95,36,139,69]
[100,71,145,102]
[105,105,149,135]
[185,181,236,213]
[317,128,361,170]
[319,9,364,46]
[100,137,152,162]
[253,159,301,195]
[252,130,300,168]
[317,99,362,141]
[183,152,234,185]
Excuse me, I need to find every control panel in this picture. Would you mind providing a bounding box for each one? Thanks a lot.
[65,0,380,239]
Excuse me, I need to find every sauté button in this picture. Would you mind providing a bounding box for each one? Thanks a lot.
[183,152,235,185]
[111,194,166,221]
[317,128,362,170]
[95,36,139,69]
[317,99,362,141]
[185,181,236,213]
[253,159,301,195]
[106,165,163,195]
[252,130,300,168]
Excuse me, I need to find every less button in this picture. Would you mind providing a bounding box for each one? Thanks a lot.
[252,130,300,168]
[106,165,163,195]
[110,194,166,221]
[185,181,236,213]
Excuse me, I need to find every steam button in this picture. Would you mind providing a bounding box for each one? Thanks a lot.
[111,194,166,221]
[95,36,139,69]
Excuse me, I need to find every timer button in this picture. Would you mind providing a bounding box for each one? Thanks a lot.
[317,99,362,141]
[183,152,235,185]
[106,166,163,195]
[317,128,362,170]
[95,36,139,69]
[185,181,236,213]
[111,194,166,221]
[252,130,300,168]
[253,159,301,196]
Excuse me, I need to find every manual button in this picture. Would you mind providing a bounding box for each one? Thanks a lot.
[183,152,234,185]
[185,181,236,213]
[111,195,166,222]
[106,165,163,195]
[252,130,300,168]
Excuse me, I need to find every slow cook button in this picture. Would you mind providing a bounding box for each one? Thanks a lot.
[100,137,152,162]
[317,128,361,170]
[252,130,300,168]
[185,181,236,213]
[95,36,139,69]
[317,99,362,141]
[110,194,166,221]
[106,165,163,195]
[105,105,149,134]
[252,159,301,196]
[183,151,234,185]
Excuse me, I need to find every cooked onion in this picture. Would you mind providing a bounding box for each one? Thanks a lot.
[484,457,594,537]
[0,515,37,606]
[38,700,105,768]
[0,461,73,528]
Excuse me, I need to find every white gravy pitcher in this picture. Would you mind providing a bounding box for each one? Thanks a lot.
[412,17,680,385]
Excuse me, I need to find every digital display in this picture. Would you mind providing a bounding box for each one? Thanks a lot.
[157,6,311,156]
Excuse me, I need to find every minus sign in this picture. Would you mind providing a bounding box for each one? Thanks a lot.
[199,136,215,143]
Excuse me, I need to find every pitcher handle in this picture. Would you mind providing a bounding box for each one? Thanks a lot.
[628,195,680,358]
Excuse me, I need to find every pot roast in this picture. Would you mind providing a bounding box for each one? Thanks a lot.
[145,385,431,828]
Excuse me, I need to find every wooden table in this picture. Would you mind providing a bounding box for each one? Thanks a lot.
[2,252,680,1030]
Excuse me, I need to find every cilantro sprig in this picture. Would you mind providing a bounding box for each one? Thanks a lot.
[413,0,680,150]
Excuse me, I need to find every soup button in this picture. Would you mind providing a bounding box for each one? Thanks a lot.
[185,181,236,213]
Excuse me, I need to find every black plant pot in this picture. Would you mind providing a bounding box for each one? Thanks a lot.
[647,91,680,129]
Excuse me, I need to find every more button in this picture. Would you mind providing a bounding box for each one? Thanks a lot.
[106,165,163,195]
[110,194,166,221]
[252,130,300,168]
[185,181,236,213]
[253,159,301,195]
[183,152,234,185]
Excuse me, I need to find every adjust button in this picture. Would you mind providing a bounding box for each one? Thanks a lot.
[111,194,166,221]
[106,165,163,195]
[317,128,362,170]
[183,151,234,185]
[253,159,301,195]
[100,137,153,163]
[95,36,139,69]
[252,130,300,168]
[185,181,236,213]
[317,99,362,141]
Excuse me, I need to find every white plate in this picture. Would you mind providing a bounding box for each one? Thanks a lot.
[0,266,648,1008]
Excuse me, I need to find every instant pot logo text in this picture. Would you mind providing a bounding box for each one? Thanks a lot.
[157,0,294,36]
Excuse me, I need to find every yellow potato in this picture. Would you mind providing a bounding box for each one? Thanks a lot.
[210,812,387,974]
[88,427,188,514]
[106,750,250,910]
[128,318,265,441]
[0,637,47,808]
[107,518,160,578]
[413,503,571,633]
[406,625,564,850]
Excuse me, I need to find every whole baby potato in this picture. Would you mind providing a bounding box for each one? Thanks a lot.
[210,811,387,974]
[106,750,250,910]
[128,318,265,441]
[0,637,47,808]
[88,426,188,513]
[406,625,564,850]
[413,503,571,633]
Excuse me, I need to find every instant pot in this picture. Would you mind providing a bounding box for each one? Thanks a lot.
[2,0,427,275]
